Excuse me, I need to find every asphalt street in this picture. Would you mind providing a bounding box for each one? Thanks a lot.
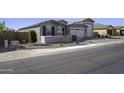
[0,41,124,74]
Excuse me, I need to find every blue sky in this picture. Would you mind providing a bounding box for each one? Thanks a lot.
[0,18,124,30]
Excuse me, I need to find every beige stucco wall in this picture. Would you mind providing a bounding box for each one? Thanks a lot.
[94,29,120,36]
[18,27,41,43]
[116,30,120,33]
[94,29,107,36]
[117,27,124,35]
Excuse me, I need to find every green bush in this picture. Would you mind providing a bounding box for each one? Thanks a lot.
[28,30,37,43]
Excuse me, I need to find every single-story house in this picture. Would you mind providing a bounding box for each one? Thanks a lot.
[18,18,95,44]
[18,20,70,44]
[94,24,119,36]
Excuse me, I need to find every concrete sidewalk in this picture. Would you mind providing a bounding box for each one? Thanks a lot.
[0,39,124,63]
[20,38,122,49]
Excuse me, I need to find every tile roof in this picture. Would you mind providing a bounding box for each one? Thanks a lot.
[18,20,67,30]
[94,23,124,30]
[18,23,41,30]
[57,20,68,24]
[69,23,88,28]
[18,18,95,30]
[71,18,95,24]
[83,18,95,22]
[114,26,124,30]
[94,23,115,30]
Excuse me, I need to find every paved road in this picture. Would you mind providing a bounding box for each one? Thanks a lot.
[0,42,124,74]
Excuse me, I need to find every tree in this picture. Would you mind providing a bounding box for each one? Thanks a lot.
[0,21,6,36]
[28,30,37,43]
[0,21,7,43]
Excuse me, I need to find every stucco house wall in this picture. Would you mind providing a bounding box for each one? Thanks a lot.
[83,22,94,37]
[94,29,107,36]
[116,30,120,34]
[94,29,119,36]
[18,27,41,43]
[117,27,124,35]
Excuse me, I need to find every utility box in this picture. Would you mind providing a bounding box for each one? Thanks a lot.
[11,41,19,47]
[4,40,9,48]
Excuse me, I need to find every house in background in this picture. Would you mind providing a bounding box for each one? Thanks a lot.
[114,26,124,36]
[5,27,15,32]
[94,23,119,36]
[18,18,95,44]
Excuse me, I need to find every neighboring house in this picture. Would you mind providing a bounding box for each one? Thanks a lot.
[6,27,15,32]
[114,26,124,36]
[94,23,119,36]
[18,18,95,44]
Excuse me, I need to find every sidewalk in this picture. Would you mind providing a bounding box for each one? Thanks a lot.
[0,39,124,62]
[19,38,122,49]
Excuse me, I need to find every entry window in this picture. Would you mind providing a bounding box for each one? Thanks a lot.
[43,26,46,36]
[107,30,113,35]
[51,26,55,36]
[84,28,87,37]
[46,27,51,35]
[62,28,65,35]
[57,27,63,35]
[85,30,87,34]
[120,30,124,35]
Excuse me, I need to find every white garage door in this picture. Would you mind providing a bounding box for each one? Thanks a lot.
[70,28,85,38]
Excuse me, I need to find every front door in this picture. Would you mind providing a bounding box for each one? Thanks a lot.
[72,35,77,41]
[62,28,65,35]
[51,26,55,36]
[120,30,124,36]
[107,30,113,35]
[43,26,46,36]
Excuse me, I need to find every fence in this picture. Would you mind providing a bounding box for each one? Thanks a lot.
[0,32,29,46]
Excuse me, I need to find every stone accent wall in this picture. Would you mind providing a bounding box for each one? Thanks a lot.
[41,36,72,44]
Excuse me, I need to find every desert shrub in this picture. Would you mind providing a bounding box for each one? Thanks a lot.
[28,30,37,43]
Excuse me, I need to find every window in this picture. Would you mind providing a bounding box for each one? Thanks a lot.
[57,27,63,35]
[57,27,62,31]
[70,28,83,30]
[51,26,55,36]
[46,27,51,35]
[43,26,46,36]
